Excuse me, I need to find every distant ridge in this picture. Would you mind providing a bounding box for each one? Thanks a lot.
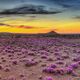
[0,31,59,37]
[0,31,80,38]
[0,31,58,37]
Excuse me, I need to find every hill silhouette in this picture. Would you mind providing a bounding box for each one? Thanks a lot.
[0,31,80,38]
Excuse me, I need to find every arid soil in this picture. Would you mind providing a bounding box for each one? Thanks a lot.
[0,37,80,80]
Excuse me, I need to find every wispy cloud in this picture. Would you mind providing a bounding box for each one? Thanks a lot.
[16,25,47,29]
[0,23,13,27]
[17,25,35,29]
[0,23,37,29]
[0,22,46,29]
[73,16,80,20]
[54,0,80,10]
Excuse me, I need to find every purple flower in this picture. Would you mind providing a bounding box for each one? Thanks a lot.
[41,55,47,59]
[70,63,78,69]
[50,64,57,68]
[65,67,73,74]
[44,77,53,80]
[71,71,78,77]
[56,61,64,65]
[78,61,80,65]
[43,67,54,73]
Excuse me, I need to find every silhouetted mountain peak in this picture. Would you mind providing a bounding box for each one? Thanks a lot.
[47,31,58,34]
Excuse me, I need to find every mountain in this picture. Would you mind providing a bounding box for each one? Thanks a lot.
[40,31,59,37]
[47,31,58,35]
[0,32,80,38]
[0,4,62,14]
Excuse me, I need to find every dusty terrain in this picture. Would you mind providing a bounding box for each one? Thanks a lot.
[0,37,80,80]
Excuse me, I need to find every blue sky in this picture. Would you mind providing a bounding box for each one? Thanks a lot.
[0,0,80,33]
[0,0,80,10]
[0,0,80,20]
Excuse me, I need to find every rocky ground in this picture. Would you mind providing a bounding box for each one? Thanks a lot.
[0,37,80,80]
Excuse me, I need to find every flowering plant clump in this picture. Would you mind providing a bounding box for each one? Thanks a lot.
[0,37,80,79]
[44,77,53,80]
[69,63,79,69]
[25,60,38,67]
[65,67,73,74]
[43,67,55,73]
[50,64,57,68]
[42,62,79,75]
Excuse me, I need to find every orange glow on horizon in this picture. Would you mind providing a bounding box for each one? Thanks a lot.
[0,17,80,34]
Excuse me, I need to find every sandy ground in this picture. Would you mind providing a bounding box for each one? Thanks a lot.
[0,37,80,80]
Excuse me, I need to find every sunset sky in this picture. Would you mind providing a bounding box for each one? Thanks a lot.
[0,0,80,34]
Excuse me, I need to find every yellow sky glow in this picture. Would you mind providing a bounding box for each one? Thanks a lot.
[0,18,80,34]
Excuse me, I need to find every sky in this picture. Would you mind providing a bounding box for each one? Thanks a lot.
[0,0,80,34]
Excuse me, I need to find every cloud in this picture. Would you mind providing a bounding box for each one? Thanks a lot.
[17,25,35,29]
[16,25,47,29]
[53,0,80,10]
[0,4,63,14]
[0,23,46,29]
[57,3,72,8]
[0,0,80,12]
[73,16,80,20]
[0,23,13,27]
[0,23,36,29]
